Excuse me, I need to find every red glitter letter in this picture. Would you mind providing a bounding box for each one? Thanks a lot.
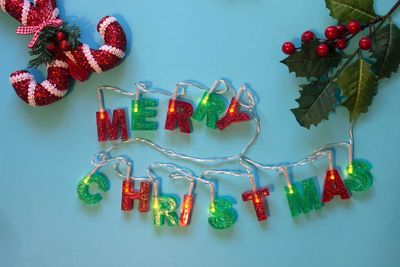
[121,179,152,212]
[217,98,251,131]
[242,187,270,221]
[165,99,194,133]
[322,169,350,203]
[96,109,129,142]
[179,194,194,227]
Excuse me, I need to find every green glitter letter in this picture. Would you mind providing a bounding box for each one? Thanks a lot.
[77,173,110,205]
[193,92,226,129]
[208,198,236,230]
[132,98,158,130]
[152,196,179,226]
[285,178,323,218]
[344,159,373,192]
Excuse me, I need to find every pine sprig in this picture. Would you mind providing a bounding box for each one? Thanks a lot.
[29,23,81,68]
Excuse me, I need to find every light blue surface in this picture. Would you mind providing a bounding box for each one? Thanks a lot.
[1,0,399,266]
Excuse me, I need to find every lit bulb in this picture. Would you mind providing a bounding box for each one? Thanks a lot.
[347,164,354,175]
[210,202,216,213]
[288,185,294,194]
[83,176,90,185]
[153,197,160,209]
[202,94,210,105]
[133,103,139,113]
[169,102,176,113]
[100,111,105,120]
[330,174,335,180]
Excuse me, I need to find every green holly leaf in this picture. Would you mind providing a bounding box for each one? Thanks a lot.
[371,22,400,79]
[337,59,378,122]
[291,80,339,129]
[325,0,376,23]
[281,40,342,78]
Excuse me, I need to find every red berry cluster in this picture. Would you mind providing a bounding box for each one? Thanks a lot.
[46,31,71,54]
[282,20,372,57]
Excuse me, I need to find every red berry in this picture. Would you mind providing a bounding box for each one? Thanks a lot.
[316,43,330,57]
[336,25,347,36]
[301,31,315,43]
[347,20,361,34]
[282,42,296,55]
[335,38,347,50]
[56,31,66,42]
[325,26,339,40]
[359,37,372,50]
[46,43,57,53]
[59,40,70,51]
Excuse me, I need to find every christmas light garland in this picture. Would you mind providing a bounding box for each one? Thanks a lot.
[77,80,372,229]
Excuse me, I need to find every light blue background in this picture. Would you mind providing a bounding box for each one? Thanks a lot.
[1,1,399,266]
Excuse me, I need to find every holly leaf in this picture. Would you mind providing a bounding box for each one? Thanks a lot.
[291,80,339,129]
[337,60,378,122]
[325,0,376,23]
[281,40,342,78]
[371,22,400,79]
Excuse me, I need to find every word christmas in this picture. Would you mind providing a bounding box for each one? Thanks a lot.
[77,157,373,230]
[78,80,374,230]
[95,82,251,142]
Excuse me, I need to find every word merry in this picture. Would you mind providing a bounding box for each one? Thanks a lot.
[95,92,251,142]
[77,160,372,229]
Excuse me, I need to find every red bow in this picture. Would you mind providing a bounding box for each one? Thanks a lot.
[16,7,63,48]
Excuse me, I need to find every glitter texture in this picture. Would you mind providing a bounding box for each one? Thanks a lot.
[77,172,110,205]
[165,99,194,134]
[344,159,373,192]
[96,109,129,142]
[3,0,127,106]
[242,187,270,221]
[322,169,350,203]
[152,196,179,227]
[179,194,194,227]
[285,178,323,218]
[217,98,251,130]
[208,198,236,230]
[132,98,158,130]
[121,179,152,212]
[192,92,226,129]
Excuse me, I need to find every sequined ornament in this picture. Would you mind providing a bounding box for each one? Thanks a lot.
[242,187,270,221]
[152,196,179,226]
[96,109,129,142]
[192,92,226,129]
[208,198,236,230]
[285,178,323,217]
[121,179,152,212]
[165,99,194,133]
[2,1,126,106]
[216,98,251,130]
[132,98,158,130]
[344,159,373,192]
[322,169,350,203]
[179,194,194,227]
[77,172,110,205]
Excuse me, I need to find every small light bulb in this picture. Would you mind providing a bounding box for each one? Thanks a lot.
[288,185,294,194]
[153,198,160,209]
[100,111,105,120]
[133,103,139,113]
[169,102,176,113]
[330,174,335,180]
[202,94,210,105]
[83,176,90,185]
[347,164,354,175]
[210,202,216,213]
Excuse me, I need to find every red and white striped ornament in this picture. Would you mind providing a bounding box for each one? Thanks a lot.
[2,0,127,106]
